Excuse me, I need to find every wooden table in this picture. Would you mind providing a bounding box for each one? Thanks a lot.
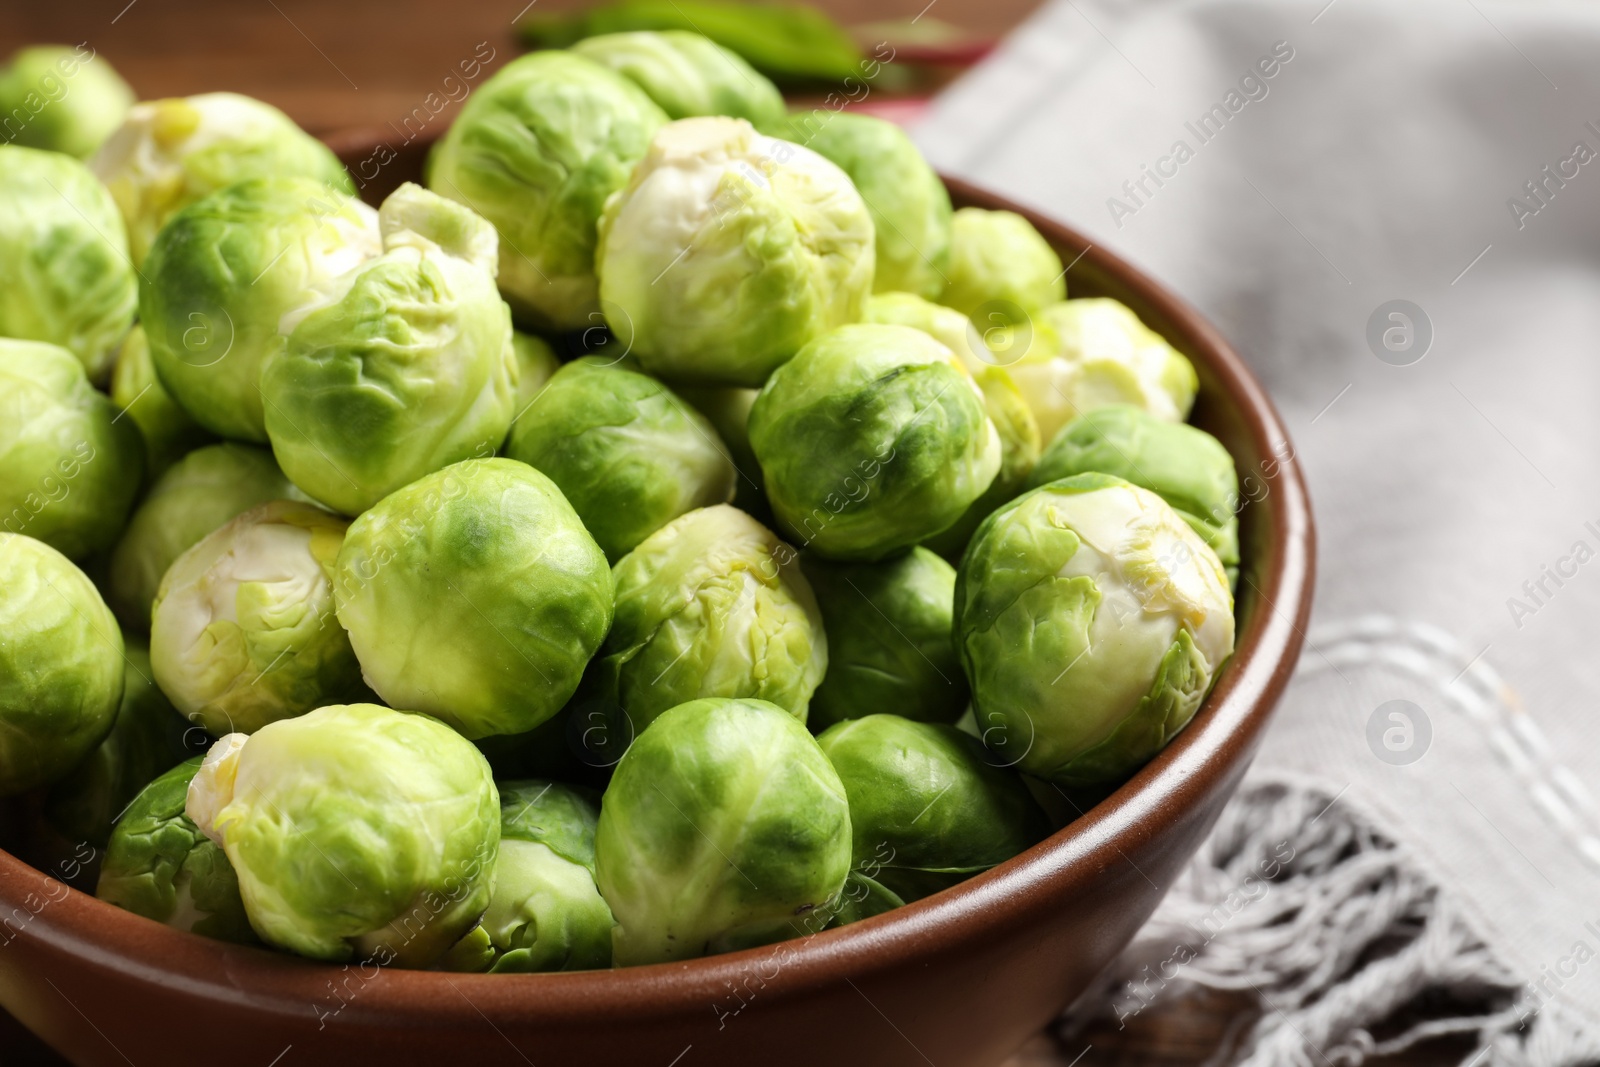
[0,2,1468,1064]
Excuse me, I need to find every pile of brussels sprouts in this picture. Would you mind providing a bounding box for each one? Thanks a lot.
[0,30,1241,974]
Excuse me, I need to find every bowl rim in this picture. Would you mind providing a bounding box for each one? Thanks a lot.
[0,162,1315,1026]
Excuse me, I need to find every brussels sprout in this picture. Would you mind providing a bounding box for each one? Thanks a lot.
[109,325,216,482]
[595,697,851,965]
[925,367,1042,560]
[802,548,966,731]
[749,323,1001,561]
[427,52,667,332]
[44,643,199,849]
[954,474,1235,786]
[510,331,563,416]
[498,782,600,869]
[96,756,258,943]
[150,500,360,737]
[587,504,825,731]
[506,356,736,561]
[262,183,516,516]
[0,146,136,382]
[939,207,1064,327]
[1005,298,1198,446]
[107,443,299,633]
[863,292,1042,559]
[1031,405,1239,579]
[91,93,354,265]
[674,385,768,520]
[185,704,500,964]
[334,459,614,740]
[596,117,874,387]
[463,780,613,973]
[0,339,143,560]
[817,715,1048,907]
[0,45,134,159]
[141,176,381,444]
[862,291,985,370]
[0,533,123,797]
[572,31,785,127]
[783,112,951,300]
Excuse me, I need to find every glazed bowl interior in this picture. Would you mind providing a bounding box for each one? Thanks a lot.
[0,128,1314,1067]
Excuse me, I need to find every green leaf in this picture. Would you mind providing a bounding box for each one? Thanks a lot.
[518,1,864,85]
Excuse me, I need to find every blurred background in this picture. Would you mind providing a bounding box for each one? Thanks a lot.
[0,2,1535,1065]
[1,0,1035,134]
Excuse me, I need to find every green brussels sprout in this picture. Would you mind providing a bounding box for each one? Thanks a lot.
[596,117,874,387]
[783,112,951,300]
[150,500,360,737]
[0,45,134,159]
[863,292,1042,559]
[107,443,299,633]
[262,183,516,516]
[749,323,1001,561]
[674,385,768,520]
[91,93,354,265]
[572,31,785,127]
[939,207,1065,327]
[427,52,667,332]
[1006,298,1199,446]
[44,642,198,849]
[587,504,825,731]
[141,176,381,444]
[595,697,851,965]
[0,338,143,560]
[96,756,258,944]
[334,459,614,740]
[863,290,988,370]
[505,356,737,561]
[924,366,1041,560]
[1031,405,1239,579]
[0,533,123,797]
[510,331,562,417]
[184,704,500,964]
[462,780,614,973]
[954,474,1235,786]
[0,146,136,382]
[109,325,216,483]
[817,715,1048,907]
[801,548,966,731]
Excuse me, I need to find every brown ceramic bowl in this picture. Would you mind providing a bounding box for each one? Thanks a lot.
[0,130,1314,1067]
